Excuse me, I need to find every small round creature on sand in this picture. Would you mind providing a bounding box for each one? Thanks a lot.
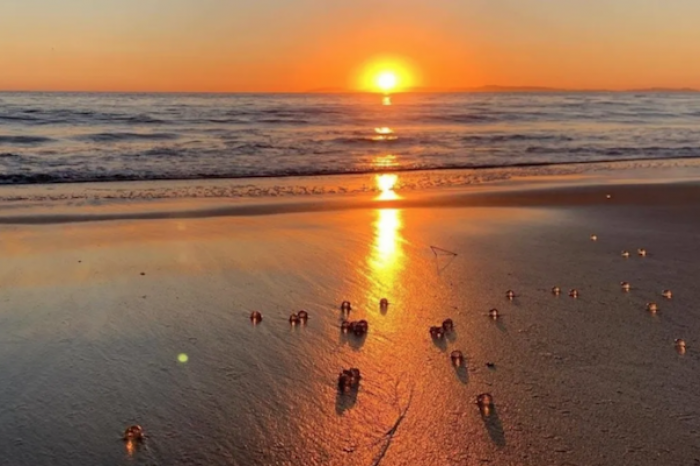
[476,393,494,416]
[675,339,687,354]
[429,326,445,339]
[123,425,144,442]
[442,318,454,332]
[341,320,368,336]
[338,368,361,392]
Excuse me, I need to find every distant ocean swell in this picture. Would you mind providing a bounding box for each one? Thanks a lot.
[1,92,700,185]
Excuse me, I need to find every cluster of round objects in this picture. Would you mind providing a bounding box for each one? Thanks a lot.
[550,287,580,298]
[606,235,685,351]
[430,319,455,339]
[341,319,369,336]
[289,310,309,325]
[337,368,362,392]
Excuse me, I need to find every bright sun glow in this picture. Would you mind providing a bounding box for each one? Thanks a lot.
[357,57,417,93]
[377,72,398,92]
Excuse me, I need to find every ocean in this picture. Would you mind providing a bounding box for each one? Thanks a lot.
[1,92,699,185]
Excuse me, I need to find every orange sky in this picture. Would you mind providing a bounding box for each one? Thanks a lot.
[1,0,700,92]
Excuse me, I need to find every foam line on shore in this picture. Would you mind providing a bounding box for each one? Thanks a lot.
[1,181,698,225]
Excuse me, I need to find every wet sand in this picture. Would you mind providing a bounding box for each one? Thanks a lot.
[1,176,699,465]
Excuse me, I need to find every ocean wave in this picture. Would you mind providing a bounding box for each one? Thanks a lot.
[0,115,41,123]
[3,154,700,186]
[427,114,497,123]
[107,114,169,125]
[2,92,700,187]
[525,145,700,156]
[75,132,180,142]
[463,134,574,143]
[258,118,309,125]
[0,135,54,144]
[330,136,401,144]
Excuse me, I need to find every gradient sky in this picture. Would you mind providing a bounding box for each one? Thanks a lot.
[1,0,699,92]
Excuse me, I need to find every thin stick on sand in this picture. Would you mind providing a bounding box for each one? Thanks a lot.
[431,246,458,275]
[368,381,415,466]
[430,245,458,257]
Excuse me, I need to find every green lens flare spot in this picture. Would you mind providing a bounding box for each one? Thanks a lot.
[177,353,189,363]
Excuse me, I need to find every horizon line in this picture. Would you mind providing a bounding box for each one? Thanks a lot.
[0,85,698,94]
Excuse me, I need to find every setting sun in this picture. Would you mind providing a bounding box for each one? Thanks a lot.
[357,57,418,93]
[377,72,398,93]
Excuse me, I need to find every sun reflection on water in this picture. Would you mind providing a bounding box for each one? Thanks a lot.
[376,173,399,201]
[371,127,398,141]
[373,154,398,169]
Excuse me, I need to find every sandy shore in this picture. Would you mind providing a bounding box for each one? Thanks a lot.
[1,171,699,465]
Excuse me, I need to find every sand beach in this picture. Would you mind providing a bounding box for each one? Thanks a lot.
[1,163,699,465]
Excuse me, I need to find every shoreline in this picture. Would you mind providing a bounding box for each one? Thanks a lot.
[1,156,699,208]
[0,178,699,225]
[0,156,700,190]
[3,154,700,187]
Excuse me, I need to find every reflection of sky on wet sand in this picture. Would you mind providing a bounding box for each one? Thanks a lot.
[367,208,405,307]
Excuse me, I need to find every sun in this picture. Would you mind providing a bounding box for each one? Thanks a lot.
[356,57,418,93]
[377,72,398,93]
